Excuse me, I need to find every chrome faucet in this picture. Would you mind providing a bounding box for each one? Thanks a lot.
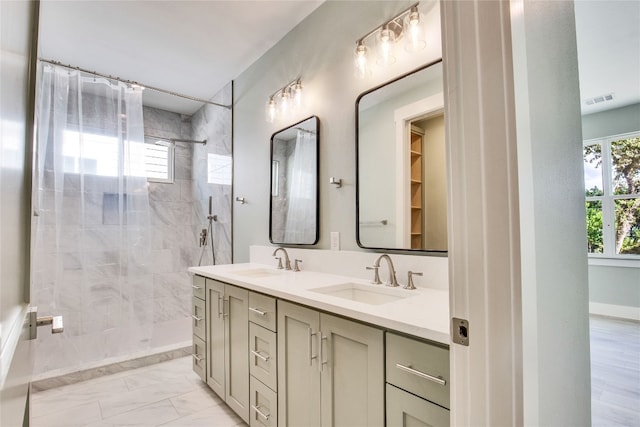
[373,254,399,287]
[272,247,292,270]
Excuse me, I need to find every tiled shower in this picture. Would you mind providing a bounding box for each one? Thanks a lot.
[31,83,232,380]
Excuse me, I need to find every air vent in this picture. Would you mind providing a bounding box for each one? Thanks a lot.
[584,93,615,106]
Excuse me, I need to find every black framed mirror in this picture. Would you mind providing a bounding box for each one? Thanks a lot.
[356,60,447,253]
[269,116,319,245]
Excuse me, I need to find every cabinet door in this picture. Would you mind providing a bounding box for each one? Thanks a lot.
[386,384,449,427]
[277,301,321,427]
[320,313,384,427]
[205,279,225,398]
[225,284,250,423]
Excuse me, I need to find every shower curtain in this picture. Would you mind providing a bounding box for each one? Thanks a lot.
[284,130,316,243]
[31,63,154,377]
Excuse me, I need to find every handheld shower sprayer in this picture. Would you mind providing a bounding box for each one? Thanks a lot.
[198,196,217,266]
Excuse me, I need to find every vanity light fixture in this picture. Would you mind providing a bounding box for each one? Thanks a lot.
[353,2,427,79]
[265,78,303,123]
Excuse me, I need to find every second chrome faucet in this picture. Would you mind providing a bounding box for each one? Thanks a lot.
[272,247,302,272]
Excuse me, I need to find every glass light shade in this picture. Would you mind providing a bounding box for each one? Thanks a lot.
[376,25,397,66]
[266,97,277,123]
[293,81,303,107]
[354,41,369,79]
[279,90,290,117]
[404,7,426,52]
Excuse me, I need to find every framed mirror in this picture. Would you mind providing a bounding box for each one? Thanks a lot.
[356,60,446,253]
[269,116,319,245]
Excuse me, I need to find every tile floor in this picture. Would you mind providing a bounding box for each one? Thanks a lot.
[31,315,639,426]
[31,357,246,427]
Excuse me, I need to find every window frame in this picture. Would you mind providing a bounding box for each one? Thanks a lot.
[144,138,175,184]
[584,131,640,261]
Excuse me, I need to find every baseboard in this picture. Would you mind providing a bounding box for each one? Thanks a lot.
[31,343,192,392]
[590,302,640,321]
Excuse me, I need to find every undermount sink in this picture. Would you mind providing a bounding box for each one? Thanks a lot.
[231,268,283,278]
[309,282,412,305]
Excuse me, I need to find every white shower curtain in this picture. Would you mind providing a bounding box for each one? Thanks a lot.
[31,63,154,376]
[284,130,317,243]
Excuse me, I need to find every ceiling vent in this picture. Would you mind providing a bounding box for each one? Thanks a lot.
[584,93,615,106]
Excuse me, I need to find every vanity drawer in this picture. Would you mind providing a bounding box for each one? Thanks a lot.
[249,322,277,391]
[250,376,278,427]
[192,296,206,340]
[192,334,206,381]
[386,332,450,409]
[192,275,205,300]
[249,292,277,332]
[386,383,449,427]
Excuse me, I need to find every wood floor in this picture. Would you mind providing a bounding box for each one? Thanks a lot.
[590,315,640,427]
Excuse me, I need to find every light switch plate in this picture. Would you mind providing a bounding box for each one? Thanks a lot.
[330,232,340,251]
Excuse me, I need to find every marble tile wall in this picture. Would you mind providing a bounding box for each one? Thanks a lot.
[31,85,233,380]
[190,82,233,266]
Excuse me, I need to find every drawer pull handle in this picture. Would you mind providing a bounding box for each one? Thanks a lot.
[191,315,203,322]
[249,307,267,316]
[192,353,203,362]
[251,404,270,421]
[251,350,270,362]
[395,363,447,386]
[308,328,318,365]
[192,285,202,290]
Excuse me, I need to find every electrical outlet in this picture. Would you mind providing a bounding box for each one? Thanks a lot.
[330,232,340,251]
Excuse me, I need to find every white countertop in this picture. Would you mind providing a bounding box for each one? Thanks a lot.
[188,263,450,345]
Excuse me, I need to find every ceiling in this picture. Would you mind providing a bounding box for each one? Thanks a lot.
[38,1,638,117]
[38,0,324,115]
[574,0,640,115]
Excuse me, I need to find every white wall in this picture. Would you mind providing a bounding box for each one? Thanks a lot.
[510,1,591,425]
[233,0,442,262]
[0,0,37,424]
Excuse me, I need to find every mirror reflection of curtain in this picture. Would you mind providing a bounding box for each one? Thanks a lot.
[283,130,316,243]
[31,63,153,376]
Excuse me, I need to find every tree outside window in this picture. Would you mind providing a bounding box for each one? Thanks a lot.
[584,134,640,256]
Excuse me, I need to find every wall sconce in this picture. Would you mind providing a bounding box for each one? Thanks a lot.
[353,2,427,79]
[266,78,303,123]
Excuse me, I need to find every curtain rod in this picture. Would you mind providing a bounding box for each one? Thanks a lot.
[39,58,232,110]
[145,134,207,145]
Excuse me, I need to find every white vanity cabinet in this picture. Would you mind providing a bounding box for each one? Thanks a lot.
[385,332,450,426]
[205,278,250,423]
[277,300,384,427]
[191,275,206,380]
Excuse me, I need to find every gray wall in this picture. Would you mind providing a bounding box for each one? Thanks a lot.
[233,1,442,261]
[581,102,640,311]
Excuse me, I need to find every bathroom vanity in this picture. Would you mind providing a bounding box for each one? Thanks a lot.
[189,262,450,427]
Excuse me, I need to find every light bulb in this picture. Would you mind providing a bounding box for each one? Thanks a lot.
[280,90,290,116]
[376,24,396,66]
[354,41,369,79]
[266,96,276,123]
[293,81,303,107]
[404,6,426,52]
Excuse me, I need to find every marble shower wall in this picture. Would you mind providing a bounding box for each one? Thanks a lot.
[190,82,233,266]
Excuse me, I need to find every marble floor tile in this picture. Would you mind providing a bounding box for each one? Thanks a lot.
[31,356,247,427]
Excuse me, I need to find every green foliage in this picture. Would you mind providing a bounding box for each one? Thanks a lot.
[585,201,603,253]
[584,138,640,255]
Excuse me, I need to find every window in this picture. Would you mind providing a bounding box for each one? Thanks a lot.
[207,153,232,185]
[144,138,174,183]
[583,133,640,257]
[62,131,174,183]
